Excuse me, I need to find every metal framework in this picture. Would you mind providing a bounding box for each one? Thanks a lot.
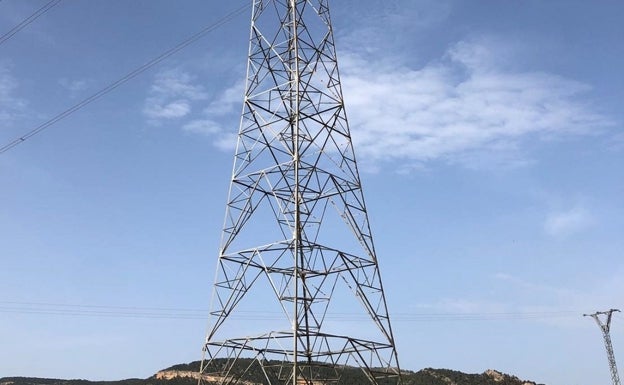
[199,1,401,384]
[585,309,621,385]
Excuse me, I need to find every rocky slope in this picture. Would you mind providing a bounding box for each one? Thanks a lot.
[1,362,544,385]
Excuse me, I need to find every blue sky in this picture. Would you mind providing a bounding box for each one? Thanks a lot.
[1,1,623,385]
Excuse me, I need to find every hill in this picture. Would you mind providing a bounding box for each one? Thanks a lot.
[1,360,544,385]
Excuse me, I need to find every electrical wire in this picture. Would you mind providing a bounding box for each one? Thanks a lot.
[0,301,207,320]
[0,0,62,46]
[0,2,251,155]
[0,301,583,322]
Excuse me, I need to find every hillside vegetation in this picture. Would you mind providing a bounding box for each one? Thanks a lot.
[1,359,543,385]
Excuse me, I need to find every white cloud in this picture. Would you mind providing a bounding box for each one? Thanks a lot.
[213,132,238,152]
[179,81,244,151]
[58,78,90,97]
[491,271,624,329]
[182,119,221,136]
[339,39,612,170]
[149,69,208,100]
[385,0,451,29]
[420,298,509,315]
[143,68,207,122]
[182,117,237,152]
[145,100,191,119]
[446,38,518,74]
[414,268,624,326]
[0,65,27,122]
[189,36,613,170]
[544,206,594,238]
[0,67,17,99]
[610,132,624,152]
[204,80,244,116]
[493,273,575,298]
[337,0,451,54]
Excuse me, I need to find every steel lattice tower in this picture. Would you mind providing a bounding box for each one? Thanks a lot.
[585,309,621,385]
[198,1,401,384]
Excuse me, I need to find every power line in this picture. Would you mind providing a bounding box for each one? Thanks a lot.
[0,300,207,320]
[0,2,251,155]
[0,300,206,312]
[0,0,62,46]
[0,301,581,322]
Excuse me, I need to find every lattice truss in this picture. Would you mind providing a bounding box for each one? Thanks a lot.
[586,310,621,385]
[200,1,401,384]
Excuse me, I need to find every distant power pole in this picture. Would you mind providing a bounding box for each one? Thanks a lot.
[585,309,621,385]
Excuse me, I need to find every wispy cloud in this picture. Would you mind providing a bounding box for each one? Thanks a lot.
[182,119,221,136]
[203,80,244,116]
[0,65,27,123]
[493,273,575,298]
[182,118,237,151]
[543,205,595,238]
[337,0,451,54]
[186,33,613,171]
[414,271,620,327]
[196,40,610,170]
[143,68,208,123]
[416,298,509,314]
[492,271,624,327]
[611,132,624,152]
[181,80,244,150]
[339,38,612,170]
[58,78,91,98]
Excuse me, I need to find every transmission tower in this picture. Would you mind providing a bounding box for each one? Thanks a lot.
[198,1,401,384]
[585,309,621,385]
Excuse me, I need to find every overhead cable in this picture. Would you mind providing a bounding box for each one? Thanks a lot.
[0,2,251,155]
[0,0,62,46]
[0,301,581,322]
